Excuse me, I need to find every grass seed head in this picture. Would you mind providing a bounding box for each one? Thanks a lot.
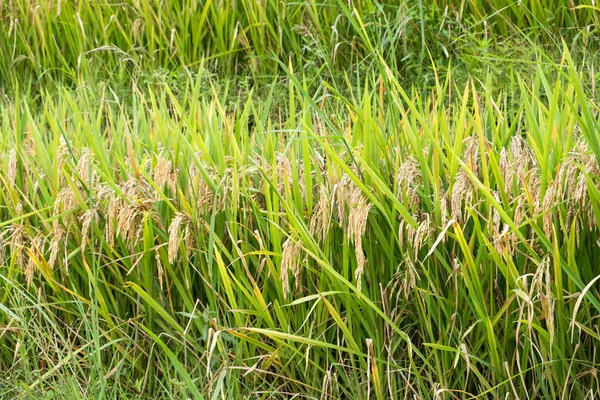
[49,226,66,270]
[275,153,292,196]
[333,173,353,226]
[309,184,332,243]
[399,253,418,300]
[540,167,566,237]
[154,153,177,194]
[76,148,97,185]
[168,212,193,264]
[346,184,371,245]
[511,136,536,179]
[26,235,45,288]
[106,196,119,247]
[54,187,78,229]
[7,149,17,186]
[345,183,372,291]
[491,192,505,253]
[463,137,480,177]
[193,166,217,213]
[499,147,513,190]
[397,156,422,209]
[413,214,433,258]
[116,203,148,249]
[80,208,98,251]
[440,189,450,230]
[535,256,555,348]
[156,250,164,290]
[281,238,303,299]
[451,170,473,224]
[9,223,27,273]
[57,137,69,173]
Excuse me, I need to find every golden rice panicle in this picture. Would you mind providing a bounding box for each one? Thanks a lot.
[562,156,582,233]
[499,136,537,199]
[80,208,99,251]
[511,136,536,180]
[412,214,434,259]
[398,218,414,250]
[397,156,422,188]
[397,156,422,210]
[50,188,76,269]
[188,161,216,214]
[168,212,193,264]
[0,229,8,267]
[197,176,215,213]
[274,153,293,197]
[451,170,473,224]
[540,166,566,238]
[76,148,98,185]
[346,180,371,244]
[490,191,506,254]
[156,250,164,290]
[281,238,303,299]
[499,147,514,191]
[354,247,366,292]
[7,149,17,187]
[116,203,147,249]
[399,253,419,300]
[57,136,70,176]
[110,178,157,249]
[154,152,177,194]
[534,256,555,348]
[49,226,66,270]
[26,235,45,288]
[106,194,119,247]
[345,181,372,291]
[439,188,450,230]
[463,137,481,178]
[9,222,28,275]
[333,172,352,226]
[570,141,599,234]
[54,186,79,230]
[309,184,332,243]
[505,194,528,254]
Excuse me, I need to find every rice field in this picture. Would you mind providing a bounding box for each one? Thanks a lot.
[1,1,600,399]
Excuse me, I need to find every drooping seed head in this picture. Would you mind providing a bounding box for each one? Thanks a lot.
[413,214,434,258]
[534,256,555,349]
[80,208,99,251]
[154,153,177,194]
[499,148,514,193]
[9,223,27,273]
[309,184,332,243]
[156,250,164,290]
[26,235,45,288]
[7,149,17,187]
[511,136,536,180]
[168,212,193,264]
[49,226,66,270]
[451,170,473,224]
[281,238,303,299]
[397,156,422,209]
[463,137,480,178]
[76,148,98,185]
[399,253,418,300]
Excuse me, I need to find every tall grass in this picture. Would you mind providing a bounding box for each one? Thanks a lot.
[1,52,600,397]
[0,0,598,86]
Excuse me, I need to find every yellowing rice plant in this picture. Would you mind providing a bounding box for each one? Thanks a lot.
[1,1,600,399]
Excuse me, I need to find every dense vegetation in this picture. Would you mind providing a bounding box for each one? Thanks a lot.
[1,1,600,399]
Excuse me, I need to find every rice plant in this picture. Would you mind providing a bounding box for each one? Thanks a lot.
[1,1,600,399]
